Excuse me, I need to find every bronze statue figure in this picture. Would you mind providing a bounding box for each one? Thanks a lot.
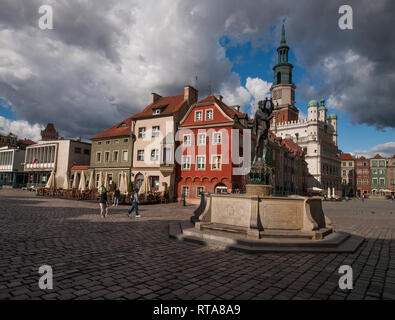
[253,97,274,162]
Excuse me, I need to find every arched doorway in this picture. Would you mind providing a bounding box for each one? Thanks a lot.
[135,173,144,191]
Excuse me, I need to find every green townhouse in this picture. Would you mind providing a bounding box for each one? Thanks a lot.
[89,117,135,190]
[370,154,388,197]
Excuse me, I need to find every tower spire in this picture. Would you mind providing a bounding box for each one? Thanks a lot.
[281,19,286,45]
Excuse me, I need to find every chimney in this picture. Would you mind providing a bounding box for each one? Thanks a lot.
[151,93,162,104]
[215,95,223,101]
[184,85,198,106]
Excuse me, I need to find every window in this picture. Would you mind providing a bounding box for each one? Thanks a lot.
[197,133,206,146]
[213,132,222,145]
[363,169,368,174]
[373,169,377,174]
[138,127,146,139]
[206,109,213,120]
[98,141,102,145]
[373,178,378,185]
[372,160,377,167]
[343,170,346,176]
[108,174,113,186]
[195,110,203,121]
[357,179,362,185]
[105,151,110,162]
[122,150,128,161]
[357,169,362,174]
[342,162,346,166]
[74,147,81,154]
[124,138,129,143]
[364,179,368,185]
[380,178,385,186]
[211,155,222,170]
[379,160,385,167]
[183,134,191,146]
[182,186,189,197]
[391,179,394,186]
[106,141,110,145]
[182,156,191,170]
[197,187,204,197]
[151,176,160,191]
[152,126,160,137]
[196,156,205,170]
[96,152,101,162]
[84,149,90,155]
[137,150,144,161]
[151,149,159,161]
[113,151,119,162]
[114,140,119,144]
[153,109,161,115]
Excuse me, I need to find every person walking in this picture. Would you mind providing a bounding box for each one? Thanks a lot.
[100,187,109,218]
[113,188,120,206]
[127,189,140,218]
[361,194,365,202]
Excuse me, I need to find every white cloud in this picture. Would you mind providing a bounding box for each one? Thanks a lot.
[352,142,395,158]
[0,116,42,141]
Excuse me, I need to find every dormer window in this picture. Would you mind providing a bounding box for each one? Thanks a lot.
[118,123,128,128]
[153,109,161,115]
[206,109,213,120]
[195,110,203,121]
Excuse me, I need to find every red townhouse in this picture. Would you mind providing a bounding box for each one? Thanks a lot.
[355,156,370,197]
[177,95,249,201]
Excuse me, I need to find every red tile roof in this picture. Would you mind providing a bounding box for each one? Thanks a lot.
[373,154,383,159]
[71,165,90,171]
[341,153,354,160]
[131,94,186,119]
[283,138,304,156]
[91,117,133,140]
[197,95,247,119]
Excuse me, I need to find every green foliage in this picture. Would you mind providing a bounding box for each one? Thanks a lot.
[128,180,133,193]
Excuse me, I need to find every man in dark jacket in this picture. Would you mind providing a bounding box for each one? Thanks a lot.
[100,187,109,218]
[113,188,120,206]
[127,190,140,218]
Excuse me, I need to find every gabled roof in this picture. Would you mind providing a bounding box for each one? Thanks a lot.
[341,153,354,160]
[196,95,248,119]
[91,117,133,140]
[131,94,186,120]
[373,154,383,159]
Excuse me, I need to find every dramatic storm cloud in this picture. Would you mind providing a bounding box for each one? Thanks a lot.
[0,0,394,139]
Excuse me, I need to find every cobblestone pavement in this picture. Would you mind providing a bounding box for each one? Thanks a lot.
[0,189,394,300]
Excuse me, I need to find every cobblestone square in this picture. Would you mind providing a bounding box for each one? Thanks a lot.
[0,189,394,300]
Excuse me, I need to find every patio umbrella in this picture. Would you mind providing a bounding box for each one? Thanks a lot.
[327,187,331,198]
[104,172,109,189]
[97,171,103,191]
[123,172,130,194]
[63,171,70,190]
[72,172,79,189]
[120,172,127,194]
[332,187,336,198]
[78,171,86,191]
[88,171,94,190]
[45,171,55,189]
